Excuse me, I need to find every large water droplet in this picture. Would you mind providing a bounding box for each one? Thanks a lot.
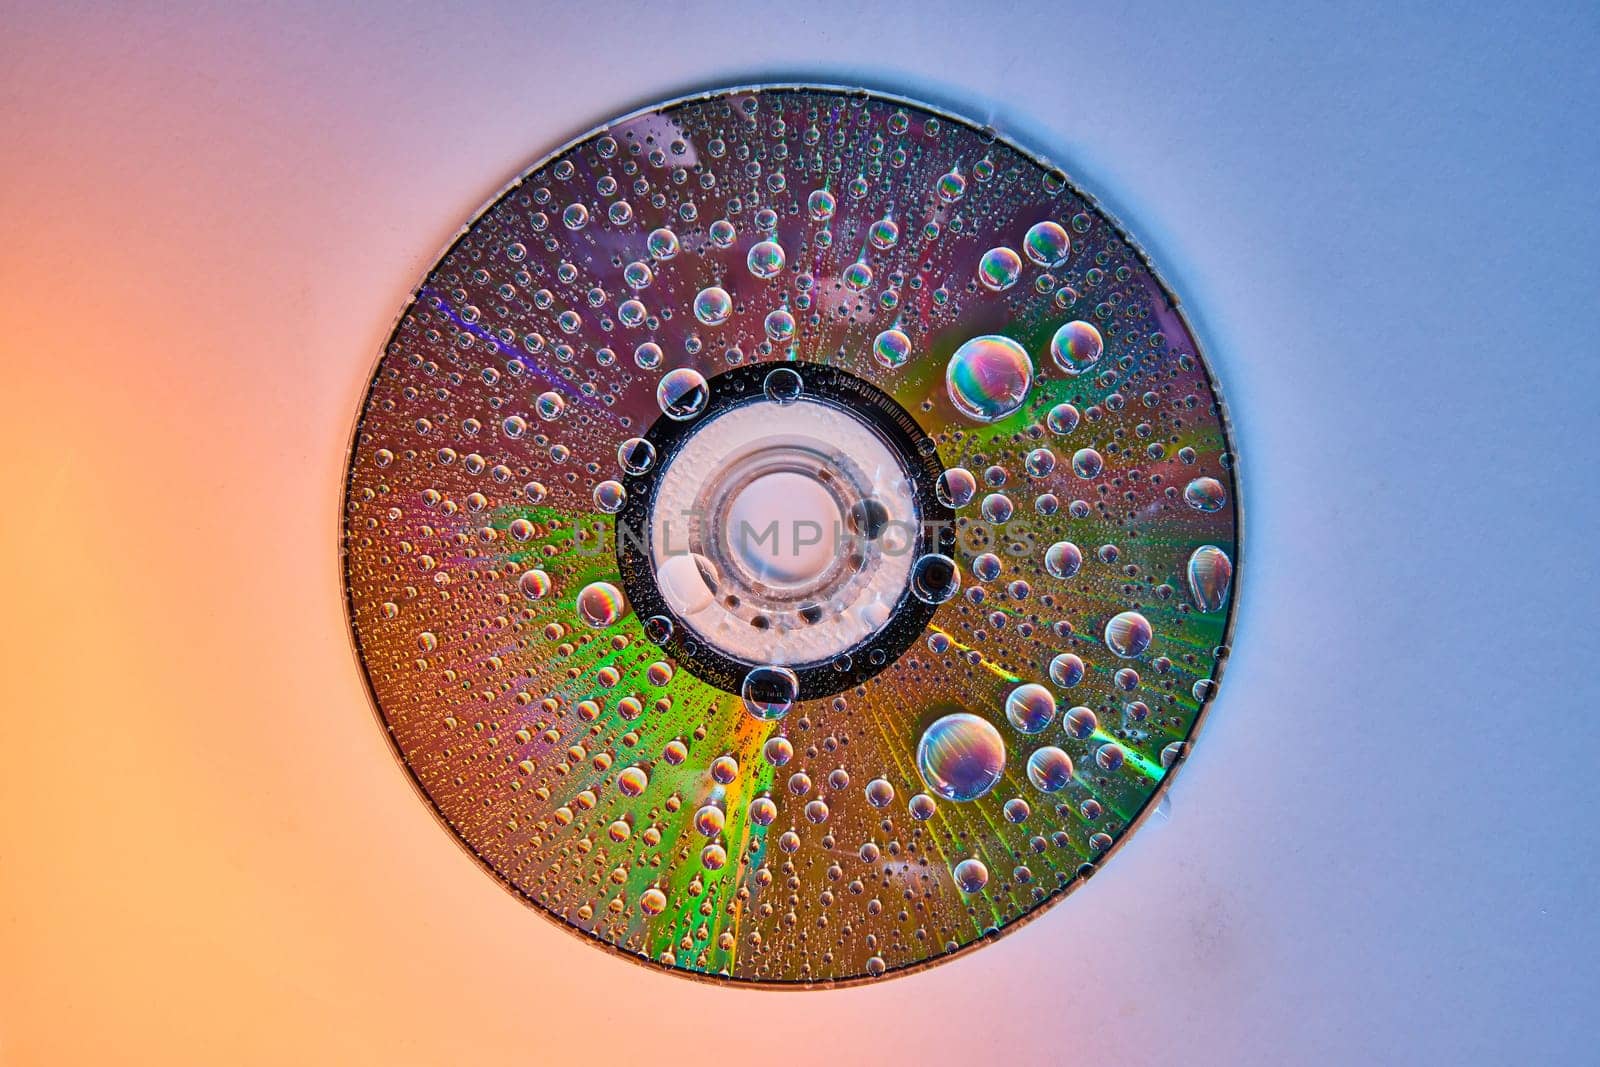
[1026,746,1074,792]
[1048,652,1085,688]
[1186,545,1233,612]
[1072,448,1104,479]
[1063,705,1098,739]
[764,308,795,341]
[936,170,966,202]
[972,553,1002,583]
[617,766,648,796]
[576,581,626,627]
[657,553,717,615]
[1184,476,1227,512]
[693,286,732,326]
[1046,403,1080,435]
[593,480,626,513]
[1044,540,1082,579]
[763,366,803,403]
[618,437,656,475]
[980,493,1014,524]
[535,390,565,421]
[872,328,911,368]
[646,227,679,260]
[742,665,798,720]
[946,335,1033,422]
[936,467,977,508]
[847,498,890,540]
[1104,611,1153,658]
[623,260,653,289]
[764,736,793,766]
[910,553,960,604]
[916,712,1005,801]
[1050,320,1103,376]
[518,569,552,600]
[657,367,709,420]
[952,857,989,892]
[747,240,785,279]
[1024,221,1071,267]
[694,803,725,836]
[1005,683,1057,734]
[977,246,1022,291]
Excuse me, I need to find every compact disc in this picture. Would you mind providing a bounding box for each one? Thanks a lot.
[342,85,1240,986]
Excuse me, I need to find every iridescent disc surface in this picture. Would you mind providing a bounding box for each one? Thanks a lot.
[342,85,1240,986]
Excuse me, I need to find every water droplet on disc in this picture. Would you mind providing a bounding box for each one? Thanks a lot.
[916,712,1005,801]
[657,367,709,420]
[1104,611,1153,658]
[577,581,626,627]
[946,335,1033,423]
[1186,545,1233,612]
[742,665,798,720]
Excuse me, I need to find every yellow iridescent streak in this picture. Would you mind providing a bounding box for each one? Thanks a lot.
[930,614,1167,787]
[1089,728,1164,781]
[711,699,774,973]
[899,627,1036,929]
[927,624,1020,684]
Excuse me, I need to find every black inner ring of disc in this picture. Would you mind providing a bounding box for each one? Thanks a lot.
[614,361,955,700]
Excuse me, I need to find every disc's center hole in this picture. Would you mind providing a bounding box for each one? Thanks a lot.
[640,391,932,671]
[723,470,842,588]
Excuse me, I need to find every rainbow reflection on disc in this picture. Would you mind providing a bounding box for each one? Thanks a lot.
[342,85,1240,986]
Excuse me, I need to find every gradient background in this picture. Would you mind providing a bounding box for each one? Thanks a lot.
[2,2,1595,1063]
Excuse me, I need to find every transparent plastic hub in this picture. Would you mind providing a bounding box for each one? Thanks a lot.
[724,471,840,585]
[647,397,919,666]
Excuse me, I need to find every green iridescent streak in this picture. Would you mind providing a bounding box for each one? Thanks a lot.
[493,504,603,562]
[1087,729,1164,781]
[642,696,777,972]
[933,733,1095,934]
[545,617,773,971]
[708,751,776,972]
[487,501,790,971]
[542,619,735,964]
[482,323,1230,967]
[848,686,987,932]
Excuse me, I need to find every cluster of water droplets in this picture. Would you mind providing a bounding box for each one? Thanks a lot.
[344,87,1238,985]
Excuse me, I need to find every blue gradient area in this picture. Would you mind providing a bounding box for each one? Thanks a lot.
[381,2,1600,1057]
[532,4,1600,1058]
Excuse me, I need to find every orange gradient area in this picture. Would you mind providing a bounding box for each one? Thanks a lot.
[0,9,1235,1064]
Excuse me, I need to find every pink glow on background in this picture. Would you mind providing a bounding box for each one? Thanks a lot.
[2,2,1595,1064]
